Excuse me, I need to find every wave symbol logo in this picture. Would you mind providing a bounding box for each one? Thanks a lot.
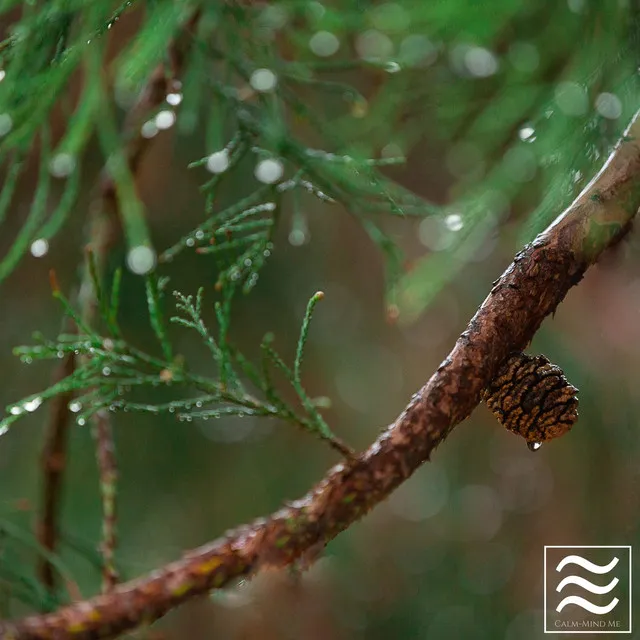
[555,555,619,615]
[544,546,632,634]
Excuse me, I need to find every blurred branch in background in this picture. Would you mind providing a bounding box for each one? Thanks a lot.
[37,350,75,592]
[36,7,202,598]
[4,107,640,640]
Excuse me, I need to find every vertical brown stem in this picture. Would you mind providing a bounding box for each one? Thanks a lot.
[35,6,201,597]
[37,350,76,590]
[92,410,118,592]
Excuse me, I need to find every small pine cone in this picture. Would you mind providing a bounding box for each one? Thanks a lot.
[482,353,578,445]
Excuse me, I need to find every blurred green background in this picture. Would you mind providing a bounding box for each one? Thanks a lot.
[2,0,640,638]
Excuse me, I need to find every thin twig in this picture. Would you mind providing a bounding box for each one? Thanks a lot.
[83,180,121,596]
[92,411,118,592]
[8,108,640,639]
[34,10,201,596]
[89,9,201,593]
[37,350,76,591]
[36,200,120,596]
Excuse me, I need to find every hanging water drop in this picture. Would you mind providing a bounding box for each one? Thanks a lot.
[444,213,464,232]
[527,441,542,452]
[206,150,230,174]
[24,397,42,412]
[0,113,12,137]
[30,238,49,257]
[49,153,76,178]
[126,245,157,275]
[69,401,82,413]
[141,120,158,139]
[255,158,284,184]
[288,228,308,246]
[155,110,176,130]
[250,68,278,92]
[518,125,536,142]
[166,92,183,106]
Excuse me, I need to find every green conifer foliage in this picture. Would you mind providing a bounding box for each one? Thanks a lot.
[0,0,638,620]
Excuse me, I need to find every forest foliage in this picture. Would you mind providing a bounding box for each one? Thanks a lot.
[0,0,637,619]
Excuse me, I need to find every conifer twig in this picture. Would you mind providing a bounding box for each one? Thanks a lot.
[8,108,640,639]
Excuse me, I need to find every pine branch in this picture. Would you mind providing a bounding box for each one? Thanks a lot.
[4,101,640,640]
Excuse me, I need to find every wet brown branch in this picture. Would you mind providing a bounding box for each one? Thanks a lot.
[13,112,640,637]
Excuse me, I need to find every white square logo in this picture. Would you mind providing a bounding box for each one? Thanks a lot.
[544,546,632,634]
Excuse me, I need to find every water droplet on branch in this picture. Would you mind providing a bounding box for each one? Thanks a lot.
[126,246,157,275]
